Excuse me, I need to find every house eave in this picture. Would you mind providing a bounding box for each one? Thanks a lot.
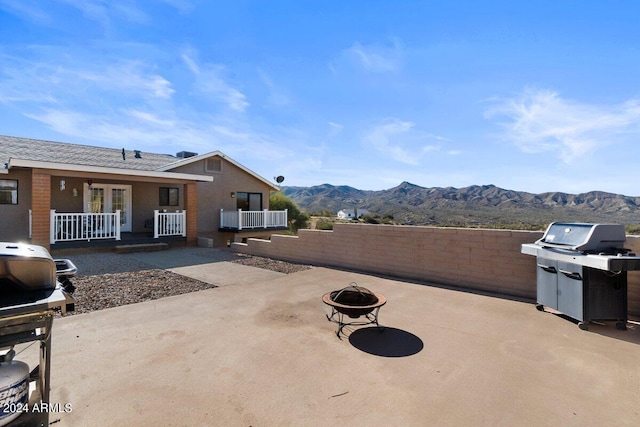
[6,158,214,182]
[158,151,278,190]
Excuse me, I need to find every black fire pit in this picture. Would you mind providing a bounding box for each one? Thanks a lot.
[322,283,386,338]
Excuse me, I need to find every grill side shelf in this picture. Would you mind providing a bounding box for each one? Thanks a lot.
[522,243,640,271]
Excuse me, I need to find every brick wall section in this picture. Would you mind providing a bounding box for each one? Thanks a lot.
[234,223,640,317]
[30,171,52,250]
[184,182,198,245]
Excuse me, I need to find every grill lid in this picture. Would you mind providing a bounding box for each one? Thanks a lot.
[0,242,57,293]
[535,222,626,252]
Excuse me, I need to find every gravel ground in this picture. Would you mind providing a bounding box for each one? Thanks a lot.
[63,249,311,316]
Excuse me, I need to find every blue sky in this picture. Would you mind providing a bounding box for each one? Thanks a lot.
[2,1,640,196]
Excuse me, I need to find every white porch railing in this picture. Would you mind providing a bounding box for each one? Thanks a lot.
[50,210,121,244]
[154,210,187,238]
[220,209,288,230]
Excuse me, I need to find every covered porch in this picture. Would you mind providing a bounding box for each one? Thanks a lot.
[26,166,208,251]
[49,209,188,244]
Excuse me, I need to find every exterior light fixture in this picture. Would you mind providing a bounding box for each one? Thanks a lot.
[60,179,65,191]
[230,192,236,198]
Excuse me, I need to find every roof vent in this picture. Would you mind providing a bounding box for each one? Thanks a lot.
[134,150,142,159]
[176,151,198,159]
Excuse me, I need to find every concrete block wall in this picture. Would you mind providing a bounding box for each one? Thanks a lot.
[234,223,640,317]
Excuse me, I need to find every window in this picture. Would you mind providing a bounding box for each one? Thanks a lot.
[236,192,262,211]
[206,157,222,173]
[159,187,179,206]
[0,180,18,204]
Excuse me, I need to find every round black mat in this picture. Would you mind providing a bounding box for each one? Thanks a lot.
[348,327,424,357]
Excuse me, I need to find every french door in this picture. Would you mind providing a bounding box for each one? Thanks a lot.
[83,183,132,232]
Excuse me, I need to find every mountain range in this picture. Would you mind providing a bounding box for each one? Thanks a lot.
[282,182,640,229]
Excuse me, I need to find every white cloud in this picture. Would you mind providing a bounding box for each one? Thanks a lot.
[362,118,442,165]
[181,49,249,111]
[55,0,149,26]
[181,52,201,75]
[73,61,175,99]
[160,0,195,14]
[56,0,109,26]
[220,87,249,112]
[125,109,175,127]
[327,122,343,137]
[258,69,292,108]
[342,39,403,73]
[24,108,280,161]
[486,88,640,163]
[25,109,88,137]
[187,61,249,112]
[0,53,175,103]
[0,0,52,24]
[24,108,198,148]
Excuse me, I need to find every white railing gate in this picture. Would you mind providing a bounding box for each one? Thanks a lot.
[50,210,121,243]
[153,210,187,238]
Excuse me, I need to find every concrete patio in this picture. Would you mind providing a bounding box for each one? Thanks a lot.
[38,249,640,426]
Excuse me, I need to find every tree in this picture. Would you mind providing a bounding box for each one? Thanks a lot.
[269,192,309,232]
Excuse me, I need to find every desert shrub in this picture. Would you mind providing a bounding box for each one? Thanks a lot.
[315,218,334,230]
[270,192,309,232]
[361,214,380,224]
[626,224,640,235]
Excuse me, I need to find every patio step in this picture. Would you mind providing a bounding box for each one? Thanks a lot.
[197,237,214,248]
[114,242,169,254]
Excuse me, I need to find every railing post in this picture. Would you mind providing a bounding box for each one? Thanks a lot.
[238,208,243,230]
[115,210,121,240]
[50,210,56,244]
[220,209,224,228]
[264,209,268,228]
[182,210,187,237]
[154,210,159,238]
[284,209,288,228]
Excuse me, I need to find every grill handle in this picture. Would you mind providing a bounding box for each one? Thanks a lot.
[537,263,557,274]
[558,269,582,281]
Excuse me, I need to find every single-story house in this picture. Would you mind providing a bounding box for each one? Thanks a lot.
[336,208,370,220]
[0,135,286,250]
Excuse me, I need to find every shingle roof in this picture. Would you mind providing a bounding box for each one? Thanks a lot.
[0,135,177,171]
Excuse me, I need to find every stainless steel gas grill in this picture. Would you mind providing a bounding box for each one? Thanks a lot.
[0,242,76,427]
[521,222,640,330]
